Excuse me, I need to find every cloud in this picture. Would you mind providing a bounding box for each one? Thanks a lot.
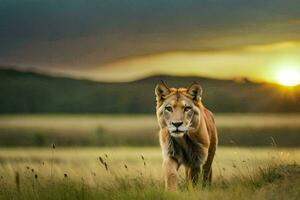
[0,0,300,81]
[29,40,299,83]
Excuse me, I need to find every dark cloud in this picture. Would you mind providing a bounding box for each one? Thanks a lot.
[0,0,300,69]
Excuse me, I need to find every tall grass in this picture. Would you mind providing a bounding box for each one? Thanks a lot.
[0,146,299,199]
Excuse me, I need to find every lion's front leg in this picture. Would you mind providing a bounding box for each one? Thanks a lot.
[185,165,202,188]
[163,157,178,191]
[190,166,201,186]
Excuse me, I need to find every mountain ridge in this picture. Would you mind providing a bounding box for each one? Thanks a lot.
[0,68,299,113]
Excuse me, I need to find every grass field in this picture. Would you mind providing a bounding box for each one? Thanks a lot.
[0,114,300,147]
[0,114,300,199]
[0,147,299,199]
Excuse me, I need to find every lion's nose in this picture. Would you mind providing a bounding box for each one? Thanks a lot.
[172,121,183,128]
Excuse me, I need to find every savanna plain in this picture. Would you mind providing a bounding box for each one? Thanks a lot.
[0,114,299,200]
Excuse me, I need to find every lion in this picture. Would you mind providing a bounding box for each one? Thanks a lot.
[155,81,218,191]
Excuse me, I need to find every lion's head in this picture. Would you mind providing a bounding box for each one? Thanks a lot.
[155,82,203,138]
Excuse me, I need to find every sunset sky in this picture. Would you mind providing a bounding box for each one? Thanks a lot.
[0,0,300,83]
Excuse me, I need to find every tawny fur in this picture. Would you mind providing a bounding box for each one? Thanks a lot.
[155,83,218,191]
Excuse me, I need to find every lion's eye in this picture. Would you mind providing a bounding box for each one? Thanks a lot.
[165,106,173,112]
[184,106,192,112]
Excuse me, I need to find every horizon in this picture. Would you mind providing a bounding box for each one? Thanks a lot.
[1,66,294,86]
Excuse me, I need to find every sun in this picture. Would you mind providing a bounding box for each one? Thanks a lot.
[276,69,300,86]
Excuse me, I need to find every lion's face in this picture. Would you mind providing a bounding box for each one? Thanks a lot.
[155,82,203,138]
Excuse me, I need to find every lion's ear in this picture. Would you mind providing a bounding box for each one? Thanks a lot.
[187,82,202,101]
[155,81,170,101]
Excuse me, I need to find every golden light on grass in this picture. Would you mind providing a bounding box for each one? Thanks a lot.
[276,69,300,87]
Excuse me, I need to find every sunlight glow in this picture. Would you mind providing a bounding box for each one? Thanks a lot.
[276,69,300,86]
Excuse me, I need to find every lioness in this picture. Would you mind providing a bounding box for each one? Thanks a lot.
[155,82,218,191]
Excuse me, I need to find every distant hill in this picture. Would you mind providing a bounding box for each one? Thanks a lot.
[0,68,299,113]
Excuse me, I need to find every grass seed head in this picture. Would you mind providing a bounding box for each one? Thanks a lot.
[104,162,108,171]
[15,172,20,192]
[99,156,104,164]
